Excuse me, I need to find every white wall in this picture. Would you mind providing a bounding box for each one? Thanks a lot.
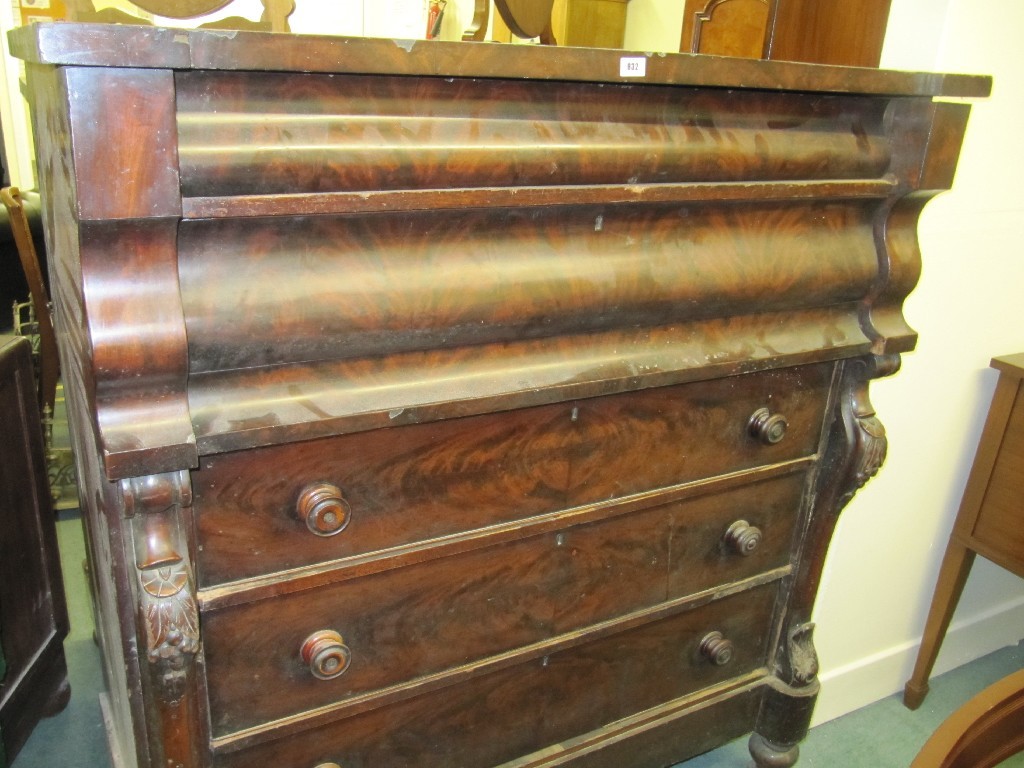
[0,1,33,185]
[812,0,1024,724]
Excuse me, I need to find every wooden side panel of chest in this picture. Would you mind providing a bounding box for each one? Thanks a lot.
[10,22,986,768]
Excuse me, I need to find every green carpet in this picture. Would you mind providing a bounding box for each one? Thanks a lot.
[683,643,1024,767]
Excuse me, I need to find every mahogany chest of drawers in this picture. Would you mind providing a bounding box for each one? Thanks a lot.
[10,22,988,768]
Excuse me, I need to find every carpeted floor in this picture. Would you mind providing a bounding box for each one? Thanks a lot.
[12,510,1023,768]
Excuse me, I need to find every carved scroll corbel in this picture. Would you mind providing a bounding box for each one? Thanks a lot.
[836,353,900,510]
[121,470,199,704]
[750,354,902,767]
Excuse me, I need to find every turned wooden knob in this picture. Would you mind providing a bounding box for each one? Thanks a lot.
[724,520,762,556]
[314,763,342,768]
[748,407,788,445]
[297,483,352,537]
[301,630,351,680]
[699,631,734,666]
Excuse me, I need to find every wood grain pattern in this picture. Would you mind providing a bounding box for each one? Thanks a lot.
[665,473,805,596]
[211,586,777,764]
[65,67,181,220]
[64,67,191,475]
[568,362,832,502]
[193,402,574,586]
[202,475,800,735]
[175,70,892,198]
[79,220,195,478]
[29,63,194,480]
[178,202,879,372]
[198,461,811,611]
[192,366,821,587]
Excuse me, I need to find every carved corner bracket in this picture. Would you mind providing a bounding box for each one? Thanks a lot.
[836,353,901,510]
[121,470,199,704]
[751,353,903,765]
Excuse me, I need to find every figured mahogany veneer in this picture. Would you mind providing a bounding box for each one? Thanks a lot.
[193,363,828,590]
[202,475,803,737]
[9,22,987,768]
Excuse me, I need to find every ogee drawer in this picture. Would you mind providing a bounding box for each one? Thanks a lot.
[193,363,830,588]
[210,584,777,767]
[202,474,802,736]
[567,361,833,504]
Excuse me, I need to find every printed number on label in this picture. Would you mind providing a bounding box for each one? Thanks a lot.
[619,57,647,78]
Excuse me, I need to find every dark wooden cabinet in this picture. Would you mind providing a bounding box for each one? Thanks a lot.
[0,336,70,765]
[10,23,987,768]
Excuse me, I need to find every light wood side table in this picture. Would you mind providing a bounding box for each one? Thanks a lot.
[905,353,1024,709]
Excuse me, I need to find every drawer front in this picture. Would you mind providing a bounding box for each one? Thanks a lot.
[504,688,762,768]
[193,402,576,587]
[211,585,777,767]
[203,474,801,736]
[194,363,830,588]
[568,361,833,504]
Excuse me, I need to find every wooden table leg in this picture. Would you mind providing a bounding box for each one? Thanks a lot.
[904,540,978,710]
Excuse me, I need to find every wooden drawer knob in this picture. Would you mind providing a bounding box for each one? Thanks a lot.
[748,407,788,445]
[301,630,352,680]
[297,483,352,537]
[724,520,762,556]
[699,631,734,666]
[314,764,342,768]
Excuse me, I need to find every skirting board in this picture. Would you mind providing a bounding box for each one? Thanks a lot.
[811,595,1024,726]
[98,693,129,768]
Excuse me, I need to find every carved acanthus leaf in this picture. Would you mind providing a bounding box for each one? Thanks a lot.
[842,413,888,507]
[141,562,200,701]
[788,623,819,685]
[124,470,200,704]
